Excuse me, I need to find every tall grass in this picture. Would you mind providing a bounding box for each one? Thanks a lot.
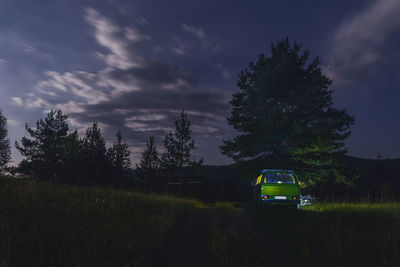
[212,203,400,266]
[1,176,399,266]
[0,177,213,266]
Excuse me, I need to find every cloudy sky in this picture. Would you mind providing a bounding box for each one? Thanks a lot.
[1,0,399,165]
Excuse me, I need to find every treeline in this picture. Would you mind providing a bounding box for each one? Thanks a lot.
[0,108,247,202]
[11,110,132,185]
[310,156,400,202]
[1,109,202,190]
[1,109,400,202]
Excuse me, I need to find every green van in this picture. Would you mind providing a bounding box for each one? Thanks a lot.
[253,169,301,207]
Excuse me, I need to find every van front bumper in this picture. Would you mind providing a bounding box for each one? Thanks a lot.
[261,199,300,205]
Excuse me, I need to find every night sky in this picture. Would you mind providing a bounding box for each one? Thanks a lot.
[1,0,399,165]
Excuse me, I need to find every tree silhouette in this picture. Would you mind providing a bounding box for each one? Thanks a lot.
[220,38,355,185]
[61,130,85,183]
[161,110,202,182]
[15,110,69,179]
[0,110,11,173]
[82,122,110,184]
[137,136,160,185]
[108,130,132,183]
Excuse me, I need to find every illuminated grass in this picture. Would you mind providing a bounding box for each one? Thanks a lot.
[304,201,400,213]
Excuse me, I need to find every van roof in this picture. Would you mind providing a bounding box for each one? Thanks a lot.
[261,169,294,173]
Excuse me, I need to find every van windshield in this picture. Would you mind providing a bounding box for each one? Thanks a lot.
[264,172,295,184]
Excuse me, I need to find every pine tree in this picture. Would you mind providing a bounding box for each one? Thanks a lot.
[61,130,85,183]
[108,130,131,182]
[0,110,11,173]
[137,136,160,184]
[15,110,69,179]
[82,122,110,184]
[161,110,202,182]
[220,38,354,185]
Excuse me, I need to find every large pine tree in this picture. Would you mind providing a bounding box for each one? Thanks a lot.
[220,38,354,185]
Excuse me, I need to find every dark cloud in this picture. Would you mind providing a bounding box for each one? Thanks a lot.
[106,61,194,87]
[70,63,230,142]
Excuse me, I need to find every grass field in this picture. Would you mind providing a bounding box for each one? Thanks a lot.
[1,176,399,266]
